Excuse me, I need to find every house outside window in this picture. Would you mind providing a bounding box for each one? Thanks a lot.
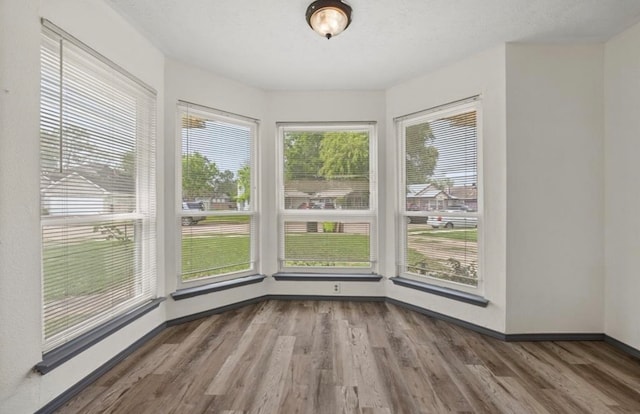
[178,102,258,284]
[277,123,377,273]
[397,97,482,289]
[40,23,157,351]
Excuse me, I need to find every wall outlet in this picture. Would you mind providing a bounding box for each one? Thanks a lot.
[333,283,341,294]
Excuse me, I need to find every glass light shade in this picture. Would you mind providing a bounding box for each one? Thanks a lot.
[309,7,349,38]
[306,0,352,39]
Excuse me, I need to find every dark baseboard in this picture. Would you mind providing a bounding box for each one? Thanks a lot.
[268,294,385,302]
[385,297,506,340]
[35,323,166,414]
[605,335,640,360]
[505,333,604,342]
[34,294,640,413]
[166,295,269,326]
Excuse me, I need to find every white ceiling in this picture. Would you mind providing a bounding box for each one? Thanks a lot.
[107,0,640,91]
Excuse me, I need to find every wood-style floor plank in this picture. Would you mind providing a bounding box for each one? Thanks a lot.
[56,300,640,414]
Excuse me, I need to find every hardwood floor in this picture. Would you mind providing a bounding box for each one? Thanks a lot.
[57,300,640,413]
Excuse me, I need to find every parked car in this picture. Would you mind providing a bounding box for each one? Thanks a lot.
[181,202,206,226]
[407,204,428,223]
[427,214,477,229]
[310,201,335,209]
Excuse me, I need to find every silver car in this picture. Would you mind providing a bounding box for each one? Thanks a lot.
[427,210,477,229]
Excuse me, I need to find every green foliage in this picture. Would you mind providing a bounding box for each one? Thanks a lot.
[322,222,336,232]
[284,132,324,180]
[283,131,369,181]
[236,164,251,204]
[405,123,439,185]
[182,152,219,200]
[214,169,237,199]
[319,132,369,179]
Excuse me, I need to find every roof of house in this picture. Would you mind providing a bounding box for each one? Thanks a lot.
[42,164,135,195]
[448,185,478,200]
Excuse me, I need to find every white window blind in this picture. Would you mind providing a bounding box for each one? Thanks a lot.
[278,124,377,272]
[178,102,258,282]
[398,99,481,287]
[40,22,157,351]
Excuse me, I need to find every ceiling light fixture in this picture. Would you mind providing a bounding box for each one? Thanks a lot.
[305,0,352,40]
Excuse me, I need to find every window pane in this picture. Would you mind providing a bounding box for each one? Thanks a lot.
[283,130,370,210]
[40,25,156,351]
[43,220,147,347]
[283,221,371,267]
[400,101,480,287]
[182,112,252,212]
[405,221,478,286]
[179,103,257,282]
[405,111,477,213]
[181,215,253,280]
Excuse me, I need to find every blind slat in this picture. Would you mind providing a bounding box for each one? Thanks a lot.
[40,26,157,351]
[178,102,257,282]
[400,101,480,287]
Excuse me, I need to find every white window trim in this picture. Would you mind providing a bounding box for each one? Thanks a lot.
[396,98,484,294]
[176,102,260,288]
[276,122,378,274]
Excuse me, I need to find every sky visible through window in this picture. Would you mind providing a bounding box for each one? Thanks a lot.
[181,120,250,176]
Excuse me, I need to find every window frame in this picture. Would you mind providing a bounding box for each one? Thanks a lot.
[396,98,484,293]
[176,101,260,287]
[39,20,157,352]
[276,122,378,274]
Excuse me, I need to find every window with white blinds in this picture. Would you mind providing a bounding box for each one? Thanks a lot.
[40,22,157,352]
[397,98,481,288]
[178,102,258,283]
[278,123,377,272]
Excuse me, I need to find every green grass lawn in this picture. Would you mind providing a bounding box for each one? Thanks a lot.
[43,240,135,302]
[284,233,370,266]
[199,215,251,225]
[409,228,477,242]
[43,239,136,338]
[182,235,251,280]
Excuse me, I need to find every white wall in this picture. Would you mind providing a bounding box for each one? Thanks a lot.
[386,46,508,333]
[0,1,166,412]
[505,44,604,334]
[604,21,640,350]
[0,0,44,410]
